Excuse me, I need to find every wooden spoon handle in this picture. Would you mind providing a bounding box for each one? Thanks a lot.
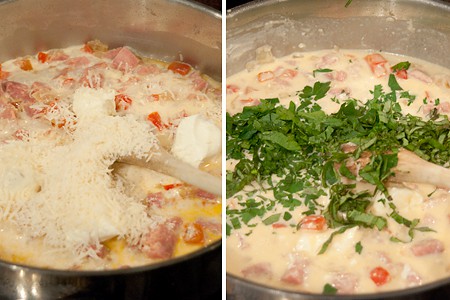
[390,149,450,190]
[120,148,222,197]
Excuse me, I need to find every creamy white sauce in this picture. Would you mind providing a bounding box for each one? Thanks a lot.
[226,48,450,294]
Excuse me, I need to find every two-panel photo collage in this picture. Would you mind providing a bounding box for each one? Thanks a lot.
[0,0,449,299]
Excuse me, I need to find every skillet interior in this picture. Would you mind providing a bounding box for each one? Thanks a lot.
[0,0,222,299]
[226,0,450,299]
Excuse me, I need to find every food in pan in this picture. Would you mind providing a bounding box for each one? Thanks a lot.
[0,40,221,270]
[226,48,450,294]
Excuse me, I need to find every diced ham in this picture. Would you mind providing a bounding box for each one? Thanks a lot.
[190,72,208,91]
[0,103,16,119]
[272,78,292,86]
[31,81,56,103]
[65,56,90,67]
[47,49,69,62]
[145,192,165,209]
[104,47,123,59]
[196,218,221,235]
[325,70,347,81]
[226,84,239,94]
[316,53,339,68]
[3,81,34,103]
[23,104,43,118]
[423,101,450,115]
[405,268,422,287]
[135,64,161,76]
[111,47,140,72]
[195,188,218,201]
[331,273,358,294]
[437,102,450,113]
[241,262,272,279]
[139,217,183,259]
[281,262,305,285]
[239,98,260,106]
[411,239,445,256]
[409,69,433,84]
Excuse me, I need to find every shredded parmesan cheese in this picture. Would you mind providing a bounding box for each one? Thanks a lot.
[0,105,159,261]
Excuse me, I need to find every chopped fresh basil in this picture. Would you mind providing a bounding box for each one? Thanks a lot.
[226,79,447,253]
[318,225,356,254]
[391,61,411,72]
[323,283,338,294]
[313,68,333,77]
[283,211,293,221]
[388,73,403,91]
[355,241,363,254]
[262,213,281,225]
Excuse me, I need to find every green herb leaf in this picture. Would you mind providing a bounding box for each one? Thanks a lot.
[313,68,333,77]
[319,225,356,254]
[355,241,363,254]
[283,212,292,221]
[227,78,449,248]
[388,73,403,91]
[299,81,331,101]
[323,283,338,294]
[391,61,411,72]
[262,213,281,225]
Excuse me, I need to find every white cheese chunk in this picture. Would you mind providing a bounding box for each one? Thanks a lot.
[171,114,221,168]
[72,87,116,118]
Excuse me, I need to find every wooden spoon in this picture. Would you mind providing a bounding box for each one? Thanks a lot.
[341,145,450,189]
[118,148,222,196]
[390,149,450,190]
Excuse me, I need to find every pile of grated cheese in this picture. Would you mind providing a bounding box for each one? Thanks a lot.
[0,88,162,261]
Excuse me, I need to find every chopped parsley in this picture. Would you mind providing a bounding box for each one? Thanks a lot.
[226,80,449,252]
[323,283,338,294]
[391,61,411,72]
[313,68,333,77]
[355,241,363,254]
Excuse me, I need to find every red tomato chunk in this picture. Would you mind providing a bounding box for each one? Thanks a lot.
[370,266,390,286]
